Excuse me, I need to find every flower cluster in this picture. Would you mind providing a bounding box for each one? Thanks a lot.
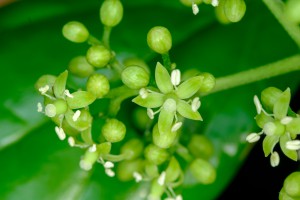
[246,87,300,167]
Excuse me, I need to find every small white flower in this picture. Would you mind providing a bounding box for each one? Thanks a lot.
[211,0,219,7]
[171,122,182,132]
[72,110,81,122]
[157,171,166,186]
[192,2,199,15]
[246,133,260,143]
[191,97,201,112]
[54,126,66,140]
[64,89,74,98]
[133,172,143,182]
[105,168,115,177]
[286,140,300,150]
[37,102,43,112]
[39,85,49,95]
[171,69,181,87]
[270,151,280,167]
[104,161,114,169]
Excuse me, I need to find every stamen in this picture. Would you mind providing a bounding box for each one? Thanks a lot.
[281,117,293,125]
[39,85,49,95]
[68,137,75,147]
[104,161,114,169]
[171,69,181,87]
[133,172,143,182]
[88,144,97,152]
[171,122,182,132]
[139,88,148,99]
[105,168,115,177]
[270,151,280,167]
[55,126,66,140]
[147,108,155,119]
[157,171,166,186]
[286,140,300,150]
[192,2,199,15]
[253,95,262,114]
[191,97,201,112]
[79,160,92,171]
[72,110,81,122]
[64,89,74,98]
[37,102,43,112]
[245,133,260,143]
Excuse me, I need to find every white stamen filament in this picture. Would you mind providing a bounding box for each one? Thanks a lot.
[68,137,75,147]
[133,172,143,182]
[157,171,166,186]
[64,89,74,98]
[192,2,199,15]
[72,110,81,122]
[105,168,115,177]
[147,108,155,119]
[246,133,260,143]
[55,126,66,140]
[270,151,280,167]
[253,95,262,114]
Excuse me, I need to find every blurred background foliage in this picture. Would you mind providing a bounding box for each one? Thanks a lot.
[0,0,299,199]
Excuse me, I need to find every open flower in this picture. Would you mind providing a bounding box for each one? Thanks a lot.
[133,62,203,135]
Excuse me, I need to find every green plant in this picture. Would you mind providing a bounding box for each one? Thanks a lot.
[1,0,300,199]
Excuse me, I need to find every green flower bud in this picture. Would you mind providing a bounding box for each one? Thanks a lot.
[188,134,214,160]
[145,162,159,178]
[285,0,300,24]
[261,87,283,112]
[121,66,150,89]
[52,99,68,115]
[65,109,93,132]
[189,158,216,184]
[284,172,300,198]
[286,118,300,137]
[100,0,123,27]
[120,138,144,160]
[97,142,112,155]
[35,75,56,92]
[144,144,169,165]
[123,58,150,74]
[68,56,94,78]
[86,73,110,98]
[86,45,111,68]
[255,112,274,129]
[279,188,300,200]
[224,0,246,23]
[198,72,216,93]
[117,159,144,181]
[66,91,96,109]
[215,0,231,24]
[152,123,177,149]
[147,26,172,54]
[102,118,126,143]
[165,157,181,183]
[62,21,89,43]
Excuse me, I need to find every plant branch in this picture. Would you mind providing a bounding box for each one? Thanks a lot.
[209,54,300,94]
[263,0,300,48]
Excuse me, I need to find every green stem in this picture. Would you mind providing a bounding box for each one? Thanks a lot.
[209,54,300,94]
[263,0,300,48]
[102,26,112,49]
[162,53,172,71]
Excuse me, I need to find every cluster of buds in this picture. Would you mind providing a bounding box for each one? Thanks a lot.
[246,87,300,167]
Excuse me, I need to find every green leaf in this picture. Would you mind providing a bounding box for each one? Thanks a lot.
[262,135,280,157]
[279,133,298,161]
[66,91,96,109]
